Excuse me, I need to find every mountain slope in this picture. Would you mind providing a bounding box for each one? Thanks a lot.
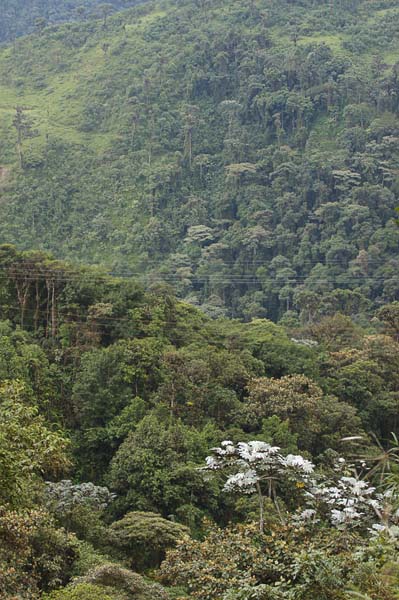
[0,0,139,44]
[0,0,399,320]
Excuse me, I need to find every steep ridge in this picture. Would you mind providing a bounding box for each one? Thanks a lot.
[0,0,398,320]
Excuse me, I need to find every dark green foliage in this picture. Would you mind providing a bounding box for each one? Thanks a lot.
[106,415,223,523]
[109,512,188,569]
[161,523,399,600]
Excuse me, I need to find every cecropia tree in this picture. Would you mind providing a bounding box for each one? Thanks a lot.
[203,441,314,531]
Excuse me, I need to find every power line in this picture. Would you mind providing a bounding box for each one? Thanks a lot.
[2,303,208,328]
[0,275,396,286]
[0,266,396,279]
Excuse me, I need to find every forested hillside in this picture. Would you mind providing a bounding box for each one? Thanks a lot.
[0,0,138,44]
[2,245,399,599]
[2,1,399,598]
[0,0,398,319]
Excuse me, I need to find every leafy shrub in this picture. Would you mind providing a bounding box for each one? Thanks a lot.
[108,512,189,570]
[0,508,78,597]
[71,540,114,578]
[74,563,169,600]
[43,582,122,600]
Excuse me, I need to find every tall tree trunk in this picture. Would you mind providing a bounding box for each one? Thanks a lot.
[15,279,30,328]
[45,280,51,337]
[34,279,40,331]
[51,281,57,338]
[16,130,23,169]
[256,481,265,534]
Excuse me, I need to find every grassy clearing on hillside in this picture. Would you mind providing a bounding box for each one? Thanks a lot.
[1,0,399,168]
[0,7,168,165]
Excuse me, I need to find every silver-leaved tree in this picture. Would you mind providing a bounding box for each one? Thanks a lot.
[202,441,314,532]
[202,441,399,535]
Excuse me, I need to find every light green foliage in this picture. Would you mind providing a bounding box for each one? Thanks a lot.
[321,333,399,436]
[0,380,70,506]
[304,313,363,351]
[154,344,253,426]
[223,587,285,600]
[43,583,122,600]
[219,318,319,379]
[259,416,299,454]
[0,0,137,44]
[377,302,399,340]
[161,523,399,600]
[0,508,79,597]
[71,540,115,578]
[74,563,170,599]
[106,397,147,439]
[160,524,260,599]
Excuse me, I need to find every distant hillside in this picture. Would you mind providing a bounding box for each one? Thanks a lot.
[0,0,139,43]
[0,0,399,320]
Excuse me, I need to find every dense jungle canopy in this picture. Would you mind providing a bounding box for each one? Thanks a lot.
[1,1,399,598]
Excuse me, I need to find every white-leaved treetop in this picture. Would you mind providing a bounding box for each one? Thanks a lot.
[203,441,314,532]
[302,475,382,530]
[203,442,398,535]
